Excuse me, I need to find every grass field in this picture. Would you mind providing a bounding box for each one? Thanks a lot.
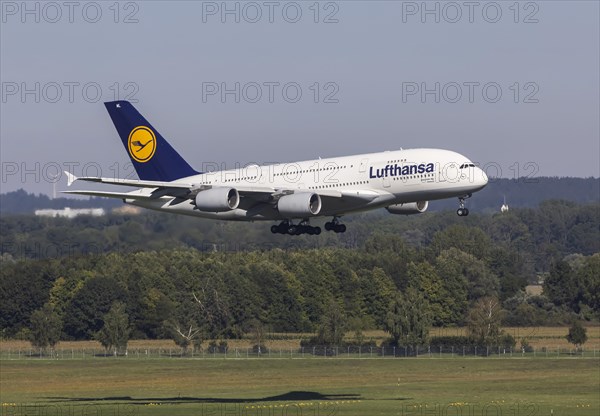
[2,327,598,415]
[1,357,598,416]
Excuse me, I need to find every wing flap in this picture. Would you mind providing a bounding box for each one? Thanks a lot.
[236,186,276,195]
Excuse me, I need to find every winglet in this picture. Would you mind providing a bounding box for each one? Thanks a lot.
[64,171,78,187]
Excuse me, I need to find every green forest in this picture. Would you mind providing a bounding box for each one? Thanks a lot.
[1,200,598,350]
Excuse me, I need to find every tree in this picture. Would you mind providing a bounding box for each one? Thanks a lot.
[544,260,577,309]
[359,267,396,326]
[316,300,347,346]
[192,276,233,338]
[407,262,453,325]
[0,260,54,337]
[247,318,267,353]
[466,297,505,346]
[169,320,202,355]
[29,304,62,354]
[430,225,492,261]
[96,301,130,355]
[433,249,470,320]
[384,288,431,348]
[574,254,600,315]
[566,321,588,350]
[63,276,126,339]
[138,288,175,339]
[488,246,528,301]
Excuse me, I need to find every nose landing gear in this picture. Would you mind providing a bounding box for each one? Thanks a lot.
[457,194,472,216]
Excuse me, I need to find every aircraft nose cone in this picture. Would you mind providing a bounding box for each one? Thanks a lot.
[479,168,489,187]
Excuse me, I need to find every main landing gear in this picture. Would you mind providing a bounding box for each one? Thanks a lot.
[271,217,348,235]
[457,194,471,217]
[324,217,346,233]
[271,220,322,236]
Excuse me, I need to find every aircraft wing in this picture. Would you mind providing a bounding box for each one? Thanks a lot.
[63,171,281,202]
[63,171,386,208]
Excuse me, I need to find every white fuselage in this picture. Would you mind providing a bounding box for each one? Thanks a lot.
[127,148,488,221]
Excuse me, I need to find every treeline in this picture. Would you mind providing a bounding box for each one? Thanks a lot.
[1,205,598,344]
[1,177,599,215]
[1,200,598,274]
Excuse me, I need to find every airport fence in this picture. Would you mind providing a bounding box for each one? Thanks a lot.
[1,345,598,360]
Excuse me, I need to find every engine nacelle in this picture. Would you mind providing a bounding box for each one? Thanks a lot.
[194,188,240,212]
[386,201,428,215]
[277,193,322,218]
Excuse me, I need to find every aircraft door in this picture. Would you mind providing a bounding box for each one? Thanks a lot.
[359,158,369,173]
[258,166,266,185]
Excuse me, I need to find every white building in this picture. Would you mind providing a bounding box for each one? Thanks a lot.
[34,207,105,218]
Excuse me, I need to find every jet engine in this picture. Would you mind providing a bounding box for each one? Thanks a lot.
[386,201,428,215]
[194,188,240,212]
[278,193,322,217]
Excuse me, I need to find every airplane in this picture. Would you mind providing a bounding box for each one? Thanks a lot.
[63,100,489,235]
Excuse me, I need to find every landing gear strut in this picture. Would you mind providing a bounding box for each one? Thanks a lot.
[271,220,321,236]
[457,194,471,217]
[324,217,347,233]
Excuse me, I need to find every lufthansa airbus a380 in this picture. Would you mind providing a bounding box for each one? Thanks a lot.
[64,101,488,235]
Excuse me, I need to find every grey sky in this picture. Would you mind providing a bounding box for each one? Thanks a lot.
[1,1,599,195]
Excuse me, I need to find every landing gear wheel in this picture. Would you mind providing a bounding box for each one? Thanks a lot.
[456,195,472,217]
[273,220,323,236]
[325,217,346,233]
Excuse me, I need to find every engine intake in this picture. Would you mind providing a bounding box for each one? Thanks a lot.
[278,193,322,218]
[194,188,240,212]
[386,201,428,215]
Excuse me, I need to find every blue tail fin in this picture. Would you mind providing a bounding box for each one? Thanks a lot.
[104,101,199,181]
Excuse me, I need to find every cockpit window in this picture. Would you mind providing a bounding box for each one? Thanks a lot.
[459,163,476,169]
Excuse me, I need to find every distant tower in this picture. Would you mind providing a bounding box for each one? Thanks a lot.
[50,174,59,199]
[500,195,509,213]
